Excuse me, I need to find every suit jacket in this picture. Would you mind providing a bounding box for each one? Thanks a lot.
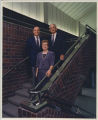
[26,36,43,67]
[48,31,66,63]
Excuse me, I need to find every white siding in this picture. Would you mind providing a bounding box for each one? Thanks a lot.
[47,3,79,36]
[79,23,86,36]
[3,2,80,36]
[3,2,13,9]
[29,3,37,19]
[3,2,44,23]
[80,7,96,30]
[13,2,22,14]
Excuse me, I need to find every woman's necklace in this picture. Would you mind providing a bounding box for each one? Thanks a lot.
[42,50,48,59]
[42,50,48,54]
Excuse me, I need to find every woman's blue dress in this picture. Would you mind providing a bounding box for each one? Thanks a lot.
[36,51,55,86]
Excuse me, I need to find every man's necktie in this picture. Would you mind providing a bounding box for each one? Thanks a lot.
[52,34,54,46]
[36,36,39,47]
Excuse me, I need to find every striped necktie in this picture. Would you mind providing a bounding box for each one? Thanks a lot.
[36,36,39,47]
[52,34,54,46]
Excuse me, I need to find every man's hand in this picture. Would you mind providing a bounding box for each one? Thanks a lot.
[60,54,64,61]
[36,68,38,77]
[46,70,51,77]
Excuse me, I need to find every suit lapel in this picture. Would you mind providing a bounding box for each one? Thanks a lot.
[53,33,58,47]
[33,36,41,48]
[33,36,36,46]
[39,37,42,49]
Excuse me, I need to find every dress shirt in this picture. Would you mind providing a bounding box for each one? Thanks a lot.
[51,32,57,43]
[34,36,40,46]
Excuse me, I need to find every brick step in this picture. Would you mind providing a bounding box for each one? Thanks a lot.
[8,95,28,106]
[3,103,18,117]
[22,82,33,89]
[3,113,10,118]
[16,88,30,98]
[74,95,96,117]
[82,88,96,98]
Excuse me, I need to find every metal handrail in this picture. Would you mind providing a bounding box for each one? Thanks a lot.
[29,33,85,92]
[3,57,29,79]
[34,60,61,90]
[46,34,89,93]
[86,24,96,33]
[29,32,90,112]
[2,29,77,80]
[28,30,95,117]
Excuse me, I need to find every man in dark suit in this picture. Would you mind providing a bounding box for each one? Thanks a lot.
[27,26,43,86]
[48,24,66,64]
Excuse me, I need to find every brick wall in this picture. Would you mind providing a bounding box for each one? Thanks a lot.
[3,21,33,102]
[2,21,76,102]
[48,33,96,104]
[3,16,52,102]
[18,106,79,118]
[18,33,96,118]
[3,8,77,103]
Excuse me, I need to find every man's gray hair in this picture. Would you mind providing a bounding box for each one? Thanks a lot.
[49,24,57,28]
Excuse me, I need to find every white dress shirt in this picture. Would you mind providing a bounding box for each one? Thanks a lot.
[34,36,40,46]
[51,32,57,43]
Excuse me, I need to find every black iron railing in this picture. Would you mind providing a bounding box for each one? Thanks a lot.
[29,32,85,93]
[3,57,29,79]
[86,24,96,34]
[28,31,96,118]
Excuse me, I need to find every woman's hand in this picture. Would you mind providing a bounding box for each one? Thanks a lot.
[60,54,64,61]
[46,69,51,77]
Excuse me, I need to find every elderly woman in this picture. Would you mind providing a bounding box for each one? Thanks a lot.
[36,40,55,85]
